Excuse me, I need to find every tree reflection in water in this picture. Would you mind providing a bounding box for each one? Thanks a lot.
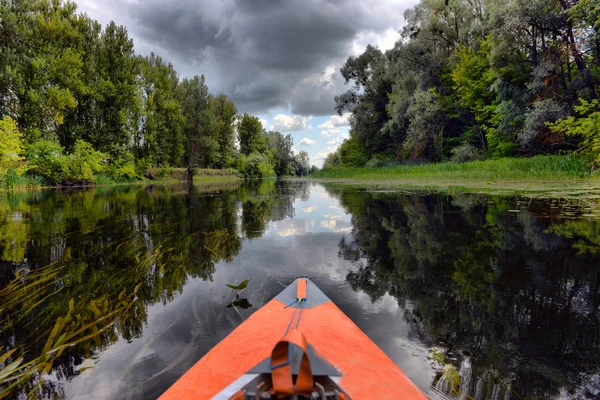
[0,180,307,398]
[328,187,600,399]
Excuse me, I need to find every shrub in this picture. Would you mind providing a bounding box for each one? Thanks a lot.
[25,140,68,184]
[323,152,341,169]
[365,156,387,168]
[0,116,23,168]
[66,140,106,183]
[451,144,484,163]
[193,168,240,177]
[109,152,138,180]
[548,98,600,163]
[338,136,368,167]
[519,99,567,146]
[135,157,153,176]
[237,152,272,178]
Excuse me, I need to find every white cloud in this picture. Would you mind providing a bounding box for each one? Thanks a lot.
[272,114,312,132]
[327,133,349,146]
[320,129,340,137]
[320,219,352,233]
[299,138,316,146]
[318,114,350,129]
[259,118,268,129]
[351,28,401,56]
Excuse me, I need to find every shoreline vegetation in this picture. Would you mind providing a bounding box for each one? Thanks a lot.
[321,0,600,195]
[310,155,600,196]
[0,168,244,192]
[0,2,313,194]
[0,167,242,192]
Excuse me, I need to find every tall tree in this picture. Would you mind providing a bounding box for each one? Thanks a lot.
[93,21,140,157]
[267,131,293,176]
[237,113,268,156]
[138,54,183,167]
[213,94,237,168]
[178,75,213,168]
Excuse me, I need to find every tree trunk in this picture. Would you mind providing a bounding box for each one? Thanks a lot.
[559,0,597,99]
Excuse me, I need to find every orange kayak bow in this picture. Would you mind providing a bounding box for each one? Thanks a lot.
[160,278,427,399]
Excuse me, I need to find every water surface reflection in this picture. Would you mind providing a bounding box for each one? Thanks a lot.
[0,182,599,399]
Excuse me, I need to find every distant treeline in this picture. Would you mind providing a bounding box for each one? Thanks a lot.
[326,0,600,168]
[0,0,311,189]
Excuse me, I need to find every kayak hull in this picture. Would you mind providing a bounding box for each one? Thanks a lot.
[160,279,427,399]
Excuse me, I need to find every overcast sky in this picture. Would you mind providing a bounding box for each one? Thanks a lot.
[74,0,417,166]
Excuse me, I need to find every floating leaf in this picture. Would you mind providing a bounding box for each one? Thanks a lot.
[225,278,250,291]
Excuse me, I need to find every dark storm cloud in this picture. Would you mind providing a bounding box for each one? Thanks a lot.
[104,0,414,115]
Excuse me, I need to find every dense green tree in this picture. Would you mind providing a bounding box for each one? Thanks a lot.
[326,0,600,168]
[0,0,247,183]
[177,75,215,168]
[92,22,140,157]
[138,54,184,167]
[292,150,310,176]
[238,113,268,156]
[0,0,83,141]
[213,94,237,168]
[266,131,293,176]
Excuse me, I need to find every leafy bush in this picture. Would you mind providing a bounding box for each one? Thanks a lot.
[135,157,153,176]
[193,168,240,177]
[109,152,138,180]
[365,156,387,168]
[66,140,106,182]
[548,98,600,163]
[323,152,341,169]
[451,144,484,163]
[0,116,23,168]
[519,99,567,146]
[338,136,368,167]
[25,140,68,183]
[236,152,272,178]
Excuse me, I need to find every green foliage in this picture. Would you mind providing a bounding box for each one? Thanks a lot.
[292,151,311,176]
[333,0,600,167]
[267,131,294,176]
[338,135,368,167]
[108,152,138,181]
[213,94,238,168]
[66,140,106,182]
[193,168,240,178]
[0,169,44,190]
[452,42,496,124]
[238,114,269,156]
[25,140,68,184]
[237,152,273,179]
[549,99,600,163]
[178,75,217,168]
[138,54,184,167]
[311,155,591,182]
[0,0,242,188]
[0,117,23,168]
[225,278,251,291]
[451,144,484,163]
[323,152,342,169]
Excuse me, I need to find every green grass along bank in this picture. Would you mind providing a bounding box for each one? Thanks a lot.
[310,155,600,191]
[0,167,241,192]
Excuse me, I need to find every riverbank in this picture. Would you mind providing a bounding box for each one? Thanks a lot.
[310,155,600,197]
[0,167,241,192]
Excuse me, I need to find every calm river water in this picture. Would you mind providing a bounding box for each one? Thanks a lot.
[1,180,599,399]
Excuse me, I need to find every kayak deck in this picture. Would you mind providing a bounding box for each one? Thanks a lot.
[159,278,426,399]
